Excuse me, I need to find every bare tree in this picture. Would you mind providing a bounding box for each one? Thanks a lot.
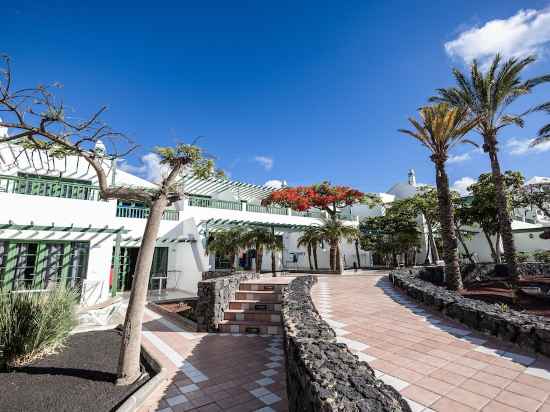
[0,55,219,384]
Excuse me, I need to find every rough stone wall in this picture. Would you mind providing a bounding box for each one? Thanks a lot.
[282,276,412,412]
[390,269,550,357]
[202,270,233,281]
[195,271,261,332]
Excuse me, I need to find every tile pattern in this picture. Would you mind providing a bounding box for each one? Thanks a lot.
[137,307,287,412]
[312,273,550,412]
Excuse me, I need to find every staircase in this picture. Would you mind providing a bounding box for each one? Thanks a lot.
[219,279,287,335]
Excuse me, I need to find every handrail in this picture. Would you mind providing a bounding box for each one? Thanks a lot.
[0,174,100,201]
[188,196,241,211]
[246,203,287,215]
[116,205,179,221]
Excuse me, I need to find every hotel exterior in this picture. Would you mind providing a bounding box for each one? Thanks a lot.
[0,141,368,306]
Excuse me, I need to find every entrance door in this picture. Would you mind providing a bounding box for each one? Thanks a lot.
[114,247,168,291]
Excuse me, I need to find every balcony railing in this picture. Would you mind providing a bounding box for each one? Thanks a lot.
[188,196,242,211]
[0,174,100,201]
[246,203,288,215]
[116,205,179,221]
[291,210,325,219]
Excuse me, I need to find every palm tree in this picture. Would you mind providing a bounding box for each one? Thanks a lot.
[297,226,322,271]
[264,231,284,276]
[531,101,550,147]
[399,103,478,290]
[319,219,360,273]
[206,227,246,271]
[431,54,550,278]
[242,227,273,273]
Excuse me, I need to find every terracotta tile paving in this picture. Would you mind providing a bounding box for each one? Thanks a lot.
[136,307,287,412]
[312,273,550,412]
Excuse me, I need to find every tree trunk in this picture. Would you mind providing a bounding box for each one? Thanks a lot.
[307,244,313,270]
[435,162,463,290]
[229,253,236,271]
[455,226,475,265]
[335,243,342,274]
[271,250,276,277]
[486,133,517,277]
[495,232,502,264]
[256,245,263,273]
[312,244,319,270]
[483,229,498,263]
[355,240,361,269]
[426,221,440,263]
[329,246,336,271]
[117,196,168,385]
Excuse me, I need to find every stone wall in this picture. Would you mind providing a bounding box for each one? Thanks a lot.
[195,271,261,332]
[390,269,550,357]
[406,263,550,286]
[282,276,411,412]
[202,270,233,281]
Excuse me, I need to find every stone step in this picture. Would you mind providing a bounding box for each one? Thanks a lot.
[219,320,281,335]
[224,309,281,322]
[235,290,282,302]
[239,283,286,292]
[229,300,282,311]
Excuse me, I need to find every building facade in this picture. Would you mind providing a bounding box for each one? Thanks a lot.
[0,142,366,305]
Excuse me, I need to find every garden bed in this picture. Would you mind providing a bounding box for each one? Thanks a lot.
[462,277,550,318]
[0,329,151,412]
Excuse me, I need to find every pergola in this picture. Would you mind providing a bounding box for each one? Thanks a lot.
[181,174,277,201]
[198,218,316,236]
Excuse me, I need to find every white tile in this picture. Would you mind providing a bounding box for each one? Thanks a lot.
[178,383,199,393]
[326,319,347,328]
[262,369,277,377]
[166,394,188,406]
[250,387,271,398]
[355,352,377,363]
[143,308,195,339]
[256,377,275,386]
[474,346,501,356]
[336,336,369,351]
[525,367,550,380]
[379,373,410,391]
[403,397,425,412]
[459,336,486,345]
[334,328,350,336]
[259,393,282,405]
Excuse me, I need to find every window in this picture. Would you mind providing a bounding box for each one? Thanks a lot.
[13,243,39,289]
[0,241,6,287]
[66,242,89,288]
[0,240,89,292]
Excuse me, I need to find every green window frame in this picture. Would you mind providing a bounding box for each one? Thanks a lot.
[0,240,89,292]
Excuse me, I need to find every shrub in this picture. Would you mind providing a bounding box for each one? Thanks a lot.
[533,250,550,263]
[515,251,531,263]
[0,287,77,370]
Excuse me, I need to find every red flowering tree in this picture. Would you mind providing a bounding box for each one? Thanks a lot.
[262,181,364,219]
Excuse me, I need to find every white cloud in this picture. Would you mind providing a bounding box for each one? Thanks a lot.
[253,155,274,171]
[264,179,285,189]
[507,137,550,155]
[445,8,550,65]
[118,152,169,183]
[447,153,471,164]
[451,176,476,195]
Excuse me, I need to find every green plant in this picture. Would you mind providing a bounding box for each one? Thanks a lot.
[515,251,531,263]
[0,287,77,370]
[533,250,550,263]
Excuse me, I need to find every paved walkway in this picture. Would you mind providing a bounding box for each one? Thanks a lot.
[311,273,550,412]
[137,307,288,412]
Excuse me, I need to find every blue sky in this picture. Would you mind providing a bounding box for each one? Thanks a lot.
[3,1,550,193]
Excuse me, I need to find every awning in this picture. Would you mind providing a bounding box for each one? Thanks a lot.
[0,221,128,234]
[197,218,316,235]
[181,175,276,201]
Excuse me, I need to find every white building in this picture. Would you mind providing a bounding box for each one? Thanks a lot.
[0,142,366,306]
